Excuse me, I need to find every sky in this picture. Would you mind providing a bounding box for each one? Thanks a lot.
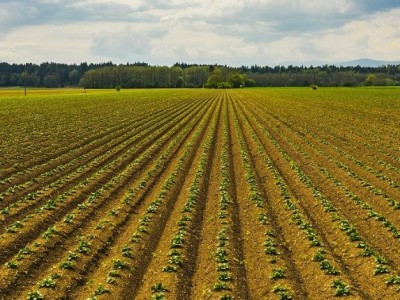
[0,0,400,66]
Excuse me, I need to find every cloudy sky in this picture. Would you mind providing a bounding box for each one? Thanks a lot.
[1,0,400,66]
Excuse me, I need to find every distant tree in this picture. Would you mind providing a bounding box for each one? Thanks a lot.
[244,77,255,87]
[69,69,79,86]
[2,61,397,89]
[365,74,377,86]
[43,74,60,88]
[205,68,223,88]
[227,73,246,88]
[175,76,185,88]
[79,72,92,89]
[184,66,209,87]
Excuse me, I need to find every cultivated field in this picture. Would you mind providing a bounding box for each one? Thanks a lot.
[0,87,399,300]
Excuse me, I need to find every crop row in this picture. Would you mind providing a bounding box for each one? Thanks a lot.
[236,92,400,297]
[0,92,216,299]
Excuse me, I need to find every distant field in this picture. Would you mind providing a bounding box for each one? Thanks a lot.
[0,87,399,299]
[0,87,87,97]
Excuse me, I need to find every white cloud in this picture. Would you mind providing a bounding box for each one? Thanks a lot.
[91,23,166,61]
[0,1,399,65]
[0,23,108,63]
[288,9,400,61]
[150,27,261,65]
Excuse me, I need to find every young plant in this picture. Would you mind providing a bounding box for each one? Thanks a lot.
[42,226,57,240]
[320,260,340,275]
[272,285,293,300]
[5,261,17,269]
[59,261,74,270]
[151,283,168,293]
[374,264,389,275]
[162,265,177,273]
[213,281,231,291]
[27,291,44,300]
[113,259,126,269]
[39,277,56,288]
[331,279,350,296]
[271,268,286,280]
[77,240,91,254]
[218,272,233,282]
[63,214,74,224]
[122,245,133,258]
[313,249,326,262]
[94,284,109,295]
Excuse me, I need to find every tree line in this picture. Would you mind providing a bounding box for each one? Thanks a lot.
[0,61,145,88]
[1,61,399,88]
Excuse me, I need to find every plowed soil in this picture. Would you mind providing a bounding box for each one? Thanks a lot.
[0,87,399,300]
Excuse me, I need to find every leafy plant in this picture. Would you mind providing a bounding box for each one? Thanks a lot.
[320,260,340,275]
[25,192,37,200]
[331,279,350,296]
[113,259,126,269]
[39,277,56,288]
[374,264,389,275]
[106,277,116,284]
[108,208,119,216]
[272,285,292,300]
[122,246,133,258]
[313,249,326,262]
[386,275,400,286]
[67,251,79,261]
[213,281,231,291]
[42,226,57,240]
[217,263,230,272]
[5,261,17,269]
[218,272,232,281]
[151,283,168,293]
[77,240,91,254]
[19,247,34,255]
[63,214,74,224]
[162,265,177,272]
[216,247,228,263]
[151,294,165,300]
[59,261,74,270]
[170,234,184,248]
[77,203,87,210]
[27,291,44,300]
[108,270,120,278]
[271,268,286,280]
[94,284,109,295]
[7,221,24,233]
[168,255,183,266]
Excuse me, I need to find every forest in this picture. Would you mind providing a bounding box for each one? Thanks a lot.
[1,61,399,88]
